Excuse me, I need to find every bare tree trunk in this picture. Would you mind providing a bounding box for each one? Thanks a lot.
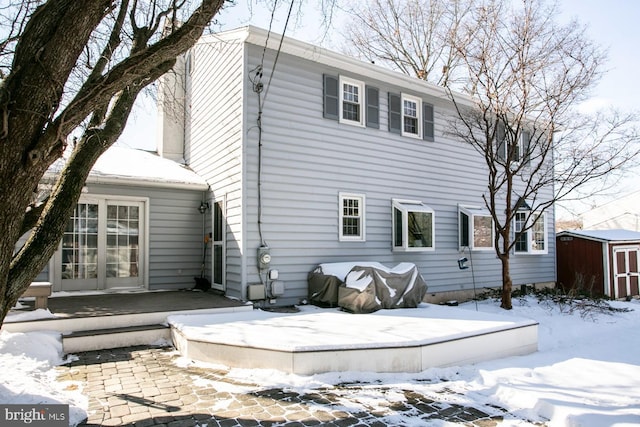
[0,0,226,326]
[499,255,513,309]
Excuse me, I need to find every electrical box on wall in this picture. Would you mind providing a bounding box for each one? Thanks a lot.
[257,245,271,270]
[271,281,285,296]
[247,284,266,300]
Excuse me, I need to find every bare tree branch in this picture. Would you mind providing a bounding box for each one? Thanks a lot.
[343,0,639,309]
[0,0,227,325]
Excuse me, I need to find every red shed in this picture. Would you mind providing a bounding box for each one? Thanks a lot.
[556,229,640,299]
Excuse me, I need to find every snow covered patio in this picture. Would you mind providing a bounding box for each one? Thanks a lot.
[169,303,539,375]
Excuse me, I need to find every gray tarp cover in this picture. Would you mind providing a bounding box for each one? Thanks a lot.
[308,263,428,313]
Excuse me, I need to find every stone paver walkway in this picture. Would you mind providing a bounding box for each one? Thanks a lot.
[57,345,546,426]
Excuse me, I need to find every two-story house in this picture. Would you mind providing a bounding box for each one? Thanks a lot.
[154,26,556,306]
[34,26,555,306]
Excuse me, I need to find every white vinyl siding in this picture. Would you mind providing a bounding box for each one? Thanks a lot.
[187,39,245,299]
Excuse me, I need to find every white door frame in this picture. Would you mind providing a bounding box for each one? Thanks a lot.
[52,195,148,292]
[210,196,226,292]
[612,245,640,299]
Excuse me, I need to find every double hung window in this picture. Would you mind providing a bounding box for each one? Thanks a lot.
[323,75,379,128]
[388,93,434,140]
[497,123,532,164]
[340,77,364,126]
[339,193,365,241]
[402,95,420,137]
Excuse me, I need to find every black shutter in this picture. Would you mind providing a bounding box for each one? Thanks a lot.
[366,86,379,128]
[423,102,434,141]
[522,130,531,165]
[496,122,506,161]
[388,93,401,133]
[323,74,339,120]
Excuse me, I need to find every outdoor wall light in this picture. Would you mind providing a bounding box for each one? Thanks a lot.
[457,257,469,270]
[198,201,209,214]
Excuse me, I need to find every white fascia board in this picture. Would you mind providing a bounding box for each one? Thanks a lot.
[42,171,208,191]
[84,175,209,191]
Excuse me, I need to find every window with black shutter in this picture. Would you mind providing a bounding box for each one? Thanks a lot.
[388,93,401,134]
[423,103,434,141]
[366,86,379,129]
[323,74,339,120]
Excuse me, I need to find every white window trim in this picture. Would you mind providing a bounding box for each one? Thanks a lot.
[338,76,365,127]
[392,198,435,252]
[401,93,422,139]
[514,211,548,255]
[51,194,149,290]
[339,192,366,241]
[458,205,494,251]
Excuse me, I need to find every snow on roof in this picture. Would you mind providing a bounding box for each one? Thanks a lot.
[45,146,208,190]
[559,229,640,242]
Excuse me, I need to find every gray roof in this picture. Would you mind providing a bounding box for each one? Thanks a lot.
[558,229,640,242]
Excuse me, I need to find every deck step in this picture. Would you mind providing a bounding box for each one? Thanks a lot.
[63,324,170,353]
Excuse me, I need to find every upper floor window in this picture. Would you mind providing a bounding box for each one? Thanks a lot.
[392,199,435,251]
[340,77,364,126]
[497,124,531,164]
[514,211,547,254]
[339,193,365,241]
[459,205,494,250]
[389,93,434,141]
[323,75,379,128]
[403,95,420,136]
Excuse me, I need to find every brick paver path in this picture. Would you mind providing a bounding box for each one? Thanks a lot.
[57,345,546,426]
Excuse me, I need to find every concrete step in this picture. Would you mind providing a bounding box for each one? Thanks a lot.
[63,324,170,353]
[3,305,253,334]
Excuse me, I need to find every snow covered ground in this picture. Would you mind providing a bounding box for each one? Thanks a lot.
[1,296,639,426]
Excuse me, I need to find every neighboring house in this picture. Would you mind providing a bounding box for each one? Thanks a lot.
[556,229,640,299]
[153,26,556,306]
[579,190,640,232]
[37,146,209,292]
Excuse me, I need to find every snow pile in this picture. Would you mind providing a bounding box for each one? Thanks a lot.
[199,296,640,426]
[1,296,639,426]
[0,331,87,425]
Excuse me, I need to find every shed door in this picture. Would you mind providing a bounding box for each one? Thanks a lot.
[613,247,640,299]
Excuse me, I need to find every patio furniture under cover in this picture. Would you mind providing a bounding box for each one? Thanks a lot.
[308,262,428,313]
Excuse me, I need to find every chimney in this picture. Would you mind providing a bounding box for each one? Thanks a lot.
[156,19,187,162]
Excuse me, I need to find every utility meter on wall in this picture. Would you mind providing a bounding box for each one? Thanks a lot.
[257,246,271,270]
